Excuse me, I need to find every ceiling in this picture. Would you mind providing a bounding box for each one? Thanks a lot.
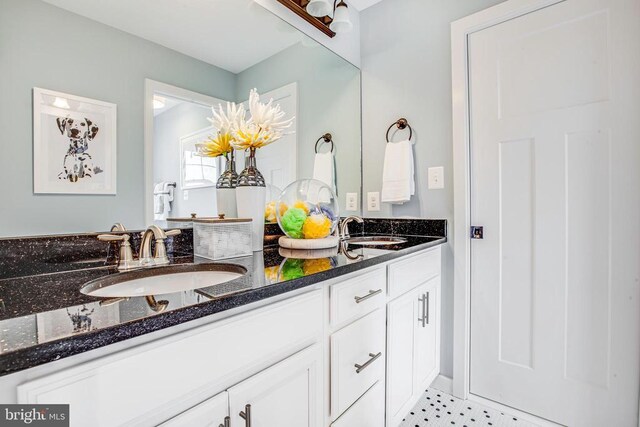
[42,0,307,73]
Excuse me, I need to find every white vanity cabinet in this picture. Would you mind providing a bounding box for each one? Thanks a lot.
[161,344,322,427]
[227,344,322,427]
[17,291,324,427]
[11,245,443,427]
[386,249,442,427]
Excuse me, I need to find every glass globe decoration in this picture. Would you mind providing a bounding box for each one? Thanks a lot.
[264,183,283,224]
[276,179,339,242]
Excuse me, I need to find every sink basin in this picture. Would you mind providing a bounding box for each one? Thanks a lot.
[81,264,247,298]
[346,236,408,246]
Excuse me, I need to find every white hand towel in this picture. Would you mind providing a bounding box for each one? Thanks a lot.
[313,152,336,193]
[153,183,164,215]
[381,140,415,204]
[153,182,174,220]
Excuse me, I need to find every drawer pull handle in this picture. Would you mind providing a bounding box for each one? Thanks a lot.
[355,352,382,373]
[425,291,430,325]
[418,293,427,327]
[239,404,251,427]
[219,416,231,427]
[354,289,383,304]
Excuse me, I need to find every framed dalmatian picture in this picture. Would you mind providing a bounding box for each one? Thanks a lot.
[33,87,117,194]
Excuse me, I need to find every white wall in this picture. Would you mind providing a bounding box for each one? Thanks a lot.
[153,102,218,219]
[360,0,506,377]
[255,0,361,67]
[0,0,236,237]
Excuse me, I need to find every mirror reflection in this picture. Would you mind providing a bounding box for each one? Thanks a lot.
[0,0,362,238]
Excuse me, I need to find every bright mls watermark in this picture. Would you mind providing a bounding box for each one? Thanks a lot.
[0,405,69,426]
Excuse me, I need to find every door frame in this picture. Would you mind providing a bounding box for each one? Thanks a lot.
[450,0,566,402]
[143,79,227,225]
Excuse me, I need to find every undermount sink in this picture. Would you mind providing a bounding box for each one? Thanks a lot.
[346,236,408,246]
[81,264,247,298]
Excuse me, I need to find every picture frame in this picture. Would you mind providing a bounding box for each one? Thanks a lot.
[179,126,219,190]
[33,87,117,194]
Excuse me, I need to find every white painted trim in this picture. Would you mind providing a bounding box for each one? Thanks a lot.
[143,79,228,225]
[468,394,563,427]
[430,374,453,395]
[450,0,566,400]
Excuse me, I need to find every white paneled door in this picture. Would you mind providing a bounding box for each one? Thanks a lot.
[468,0,640,425]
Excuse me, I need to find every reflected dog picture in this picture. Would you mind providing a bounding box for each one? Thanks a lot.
[33,88,117,194]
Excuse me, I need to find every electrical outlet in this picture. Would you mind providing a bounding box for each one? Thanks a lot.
[183,190,189,201]
[346,193,358,211]
[428,166,445,189]
[367,192,381,211]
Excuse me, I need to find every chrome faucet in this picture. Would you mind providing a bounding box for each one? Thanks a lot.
[340,216,364,240]
[98,225,181,270]
[139,225,181,266]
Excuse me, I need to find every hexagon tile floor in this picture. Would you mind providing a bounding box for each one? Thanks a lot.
[400,388,538,427]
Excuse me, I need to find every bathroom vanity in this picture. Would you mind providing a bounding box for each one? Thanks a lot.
[0,222,445,427]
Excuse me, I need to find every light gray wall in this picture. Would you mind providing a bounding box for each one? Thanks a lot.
[360,0,506,378]
[236,43,362,213]
[153,102,217,218]
[0,0,236,237]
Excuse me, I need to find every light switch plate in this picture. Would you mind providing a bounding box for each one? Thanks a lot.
[346,192,358,211]
[183,190,189,201]
[428,166,445,189]
[367,192,381,211]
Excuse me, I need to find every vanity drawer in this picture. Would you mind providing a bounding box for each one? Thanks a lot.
[331,308,386,418]
[388,247,441,299]
[331,381,385,427]
[330,268,386,327]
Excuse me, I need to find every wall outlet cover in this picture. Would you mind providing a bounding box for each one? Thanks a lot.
[367,192,381,211]
[346,192,358,211]
[428,166,445,189]
[183,190,189,200]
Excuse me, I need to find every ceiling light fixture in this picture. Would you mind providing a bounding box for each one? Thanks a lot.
[306,0,332,17]
[329,1,352,33]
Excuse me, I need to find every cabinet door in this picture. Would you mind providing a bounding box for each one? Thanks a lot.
[386,289,417,426]
[413,277,441,394]
[228,344,322,427]
[160,391,229,427]
[331,381,385,427]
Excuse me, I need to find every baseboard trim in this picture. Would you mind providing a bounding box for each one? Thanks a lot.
[467,394,564,427]
[430,374,453,394]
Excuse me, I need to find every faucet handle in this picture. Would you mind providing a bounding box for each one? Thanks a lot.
[165,229,181,237]
[97,234,136,270]
[150,229,180,266]
[98,233,129,242]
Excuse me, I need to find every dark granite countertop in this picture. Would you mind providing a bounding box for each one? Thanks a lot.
[0,220,446,377]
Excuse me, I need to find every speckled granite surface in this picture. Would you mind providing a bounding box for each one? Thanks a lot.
[0,220,445,376]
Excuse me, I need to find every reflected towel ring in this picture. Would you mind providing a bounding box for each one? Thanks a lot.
[315,133,334,153]
[386,118,413,143]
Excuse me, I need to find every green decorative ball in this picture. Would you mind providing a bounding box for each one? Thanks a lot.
[281,259,304,281]
[281,207,307,239]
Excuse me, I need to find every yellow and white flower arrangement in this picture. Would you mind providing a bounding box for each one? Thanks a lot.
[196,102,244,159]
[231,89,295,151]
[196,89,294,156]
